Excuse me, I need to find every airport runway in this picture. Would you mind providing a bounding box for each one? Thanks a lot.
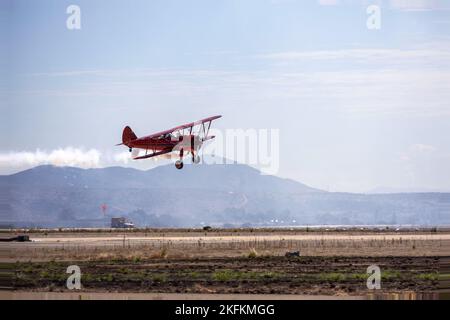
[2,232,449,248]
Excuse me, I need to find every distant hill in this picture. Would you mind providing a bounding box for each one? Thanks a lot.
[1,164,449,227]
[368,186,450,194]
[2,164,319,193]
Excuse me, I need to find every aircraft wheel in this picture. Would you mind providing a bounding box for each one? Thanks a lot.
[193,155,201,164]
[175,160,184,169]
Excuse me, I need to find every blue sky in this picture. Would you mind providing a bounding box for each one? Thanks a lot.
[1,0,450,192]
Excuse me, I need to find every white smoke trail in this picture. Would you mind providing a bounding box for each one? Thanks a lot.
[0,147,101,168]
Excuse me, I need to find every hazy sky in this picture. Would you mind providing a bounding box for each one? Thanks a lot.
[1,0,450,192]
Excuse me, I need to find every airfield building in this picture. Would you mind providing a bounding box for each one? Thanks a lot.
[111,217,134,228]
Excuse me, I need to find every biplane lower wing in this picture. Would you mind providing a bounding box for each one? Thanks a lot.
[132,149,172,160]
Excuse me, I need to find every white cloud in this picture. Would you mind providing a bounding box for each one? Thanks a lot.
[17,44,450,119]
[257,48,450,63]
[20,67,450,117]
[410,143,436,153]
[318,0,339,6]
[399,144,436,161]
[316,0,450,11]
[389,0,446,11]
[0,147,101,169]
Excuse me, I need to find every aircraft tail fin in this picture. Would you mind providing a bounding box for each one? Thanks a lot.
[122,126,138,145]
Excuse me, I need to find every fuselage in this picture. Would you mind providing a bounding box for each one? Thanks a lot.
[126,135,202,153]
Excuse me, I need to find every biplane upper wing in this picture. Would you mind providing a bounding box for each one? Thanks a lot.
[171,115,222,132]
[138,115,222,140]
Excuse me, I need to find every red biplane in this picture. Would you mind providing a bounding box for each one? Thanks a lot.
[118,115,222,169]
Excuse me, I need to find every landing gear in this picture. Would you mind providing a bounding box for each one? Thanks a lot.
[175,160,184,169]
[192,154,201,164]
[175,149,184,169]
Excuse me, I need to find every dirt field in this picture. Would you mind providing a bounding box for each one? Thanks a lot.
[1,229,449,299]
[2,229,450,261]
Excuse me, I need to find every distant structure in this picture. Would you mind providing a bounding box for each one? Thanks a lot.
[0,235,30,242]
[111,217,134,228]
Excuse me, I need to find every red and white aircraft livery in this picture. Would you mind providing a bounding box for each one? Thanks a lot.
[118,115,222,169]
